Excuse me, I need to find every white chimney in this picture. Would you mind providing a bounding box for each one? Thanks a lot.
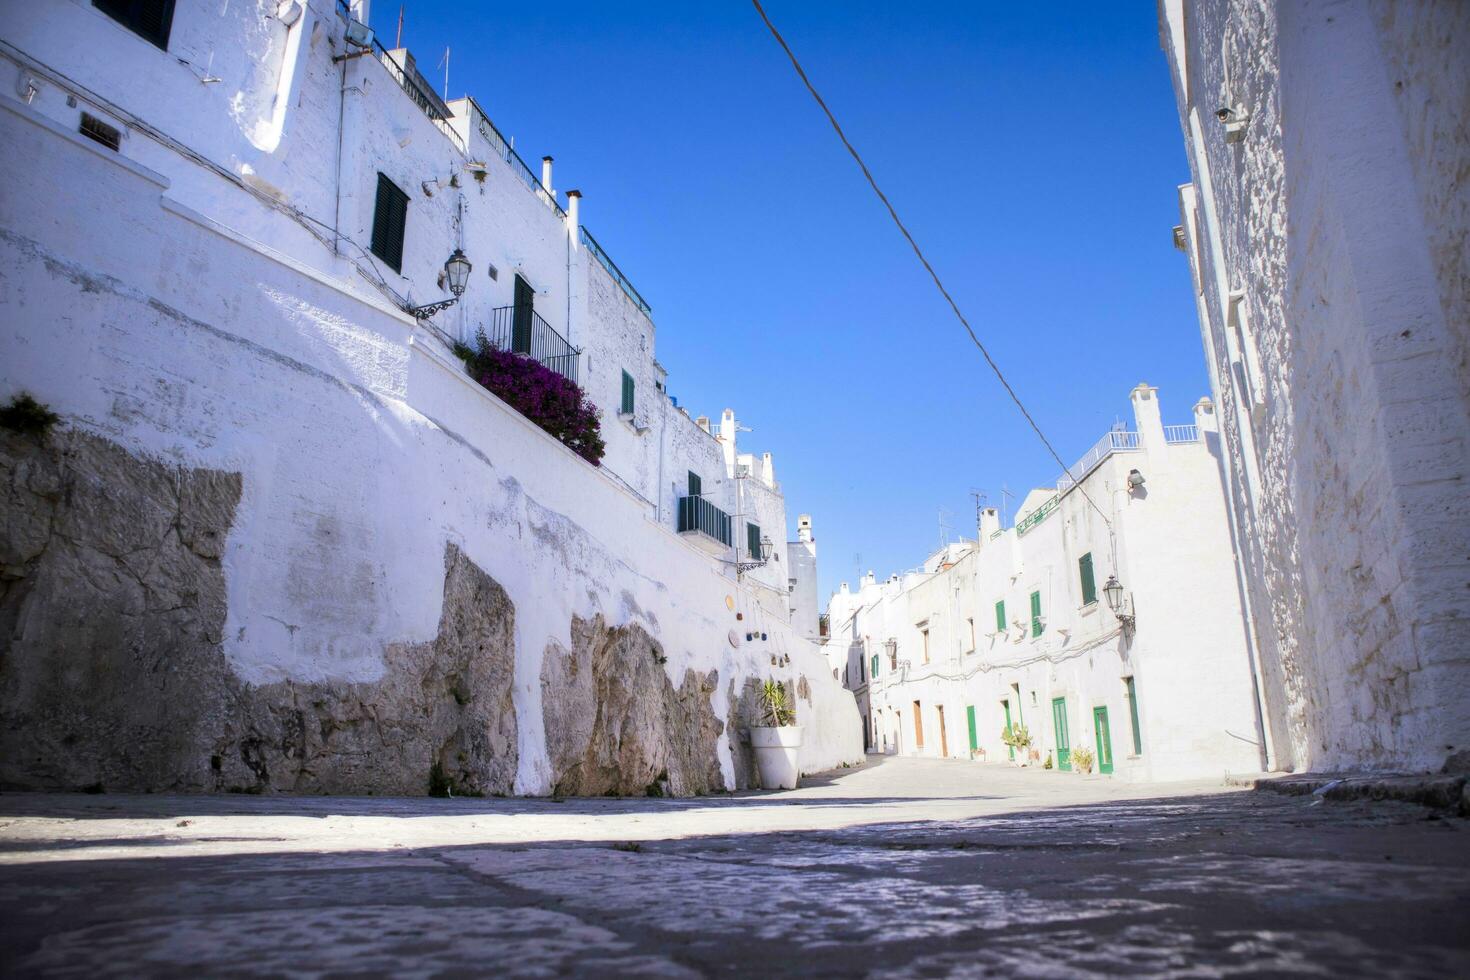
[1194,396,1218,434]
[541,156,554,194]
[762,451,775,487]
[980,506,1001,539]
[566,189,581,249]
[1130,382,1167,462]
[797,514,813,544]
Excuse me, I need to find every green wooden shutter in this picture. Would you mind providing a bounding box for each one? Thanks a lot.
[621,370,635,415]
[1079,552,1097,605]
[1030,590,1043,637]
[871,653,879,679]
[966,705,978,752]
[994,599,1006,633]
[370,173,409,273]
[95,0,177,49]
[1125,676,1143,755]
[687,471,701,497]
[746,522,762,558]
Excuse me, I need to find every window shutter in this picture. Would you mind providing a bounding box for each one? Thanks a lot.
[96,0,177,49]
[1079,552,1097,605]
[687,471,701,497]
[746,522,762,559]
[621,370,635,415]
[994,599,1006,633]
[1030,590,1043,638]
[371,173,409,273]
[871,654,879,679]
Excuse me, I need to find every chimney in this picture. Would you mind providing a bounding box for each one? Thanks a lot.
[979,506,1001,539]
[695,415,710,434]
[720,409,737,473]
[762,451,775,487]
[566,189,581,249]
[797,514,813,544]
[350,0,371,25]
[1130,382,1167,461]
[1193,396,1218,435]
[540,156,553,194]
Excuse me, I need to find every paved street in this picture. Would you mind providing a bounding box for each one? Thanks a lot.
[1,756,1466,977]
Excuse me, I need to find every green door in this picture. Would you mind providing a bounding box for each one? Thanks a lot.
[1093,705,1114,774]
[1051,697,1071,771]
[966,705,978,753]
[1002,701,1014,760]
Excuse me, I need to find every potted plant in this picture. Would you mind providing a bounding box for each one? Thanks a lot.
[1001,723,1032,766]
[1072,746,1095,774]
[750,679,802,790]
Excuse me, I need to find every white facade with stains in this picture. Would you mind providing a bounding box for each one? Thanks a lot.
[1160,0,1470,773]
[828,386,1265,781]
[0,0,860,790]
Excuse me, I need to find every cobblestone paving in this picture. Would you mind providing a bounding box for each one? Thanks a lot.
[1,757,1466,977]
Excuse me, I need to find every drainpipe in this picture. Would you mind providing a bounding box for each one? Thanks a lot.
[565,189,580,354]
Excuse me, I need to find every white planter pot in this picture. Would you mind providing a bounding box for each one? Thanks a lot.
[750,725,803,790]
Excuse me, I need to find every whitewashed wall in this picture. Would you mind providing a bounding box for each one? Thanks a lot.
[1161,0,1470,773]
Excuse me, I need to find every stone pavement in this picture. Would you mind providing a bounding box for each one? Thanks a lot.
[1,756,1466,977]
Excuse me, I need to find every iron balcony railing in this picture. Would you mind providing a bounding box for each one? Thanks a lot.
[469,104,568,218]
[581,226,651,317]
[1057,429,1143,493]
[374,43,466,152]
[1164,424,1200,443]
[1016,495,1060,536]
[481,306,581,384]
[676,494,732,547]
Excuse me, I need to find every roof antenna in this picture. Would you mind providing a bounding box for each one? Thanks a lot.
[439,46,450,100]
[395,4,404,47]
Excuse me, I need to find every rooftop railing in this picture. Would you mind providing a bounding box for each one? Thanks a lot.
[1057,429,1142,493]
[1164,424,1200,443]
[581,226,651,318]
[480,305,581,384]
[374,43,466,152]
[470,106,568,218]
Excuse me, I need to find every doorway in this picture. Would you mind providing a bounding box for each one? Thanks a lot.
[1093,705,1114,774]
[912,701,925,750]
[1051,697,1071,771]
[936,705,949,757]
[512,274,534,354]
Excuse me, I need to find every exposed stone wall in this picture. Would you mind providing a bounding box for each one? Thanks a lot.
[541,615,724,797]
[1162,0,1470,772]
[0,428,519,795]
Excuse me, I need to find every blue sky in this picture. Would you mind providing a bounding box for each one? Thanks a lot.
[374,1,1205,601]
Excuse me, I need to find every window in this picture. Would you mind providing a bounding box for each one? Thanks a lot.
[994,599,1006,633]
[1030,591,1043,638]
[95,0,176,49]
[870,653,879,679]
[966,617,975,652]
[921,627,930,664]
[1079,552,1097,606]
[746,521,762,559]
[1125,676,1143,755]
[620,370,635,416]
[79,113,121,152]
[370,173,409,273]
[687,471,702,497]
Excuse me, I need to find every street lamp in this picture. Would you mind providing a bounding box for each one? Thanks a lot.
[1103,573,1135,630]
[409,248,473,319]
[736,534,775,575]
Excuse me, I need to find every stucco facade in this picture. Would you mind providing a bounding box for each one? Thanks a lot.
[828,387,1264,781]
[1160,0,1470,773]
[0,0,860,793]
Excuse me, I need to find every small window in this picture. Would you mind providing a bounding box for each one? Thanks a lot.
[1079,552,1097,606]
[621,370,635,416]
[871,653,879,679]
[966,617,975,652]
[79,112,121,151]
[687,471,702,497]
[746,521,762,560]
[95,0,176,50]
[1030,591,1043,638]
[994,599,1006,633]
[370,173,409,273]
[921,627,930,664]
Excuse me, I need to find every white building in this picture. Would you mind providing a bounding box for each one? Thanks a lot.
[829,386,1264,781]
[0,0,860,794]
[1160,1,1470,773]
[787,514,820,644]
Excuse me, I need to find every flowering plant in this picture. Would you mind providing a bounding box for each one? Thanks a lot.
[454,333,605,466]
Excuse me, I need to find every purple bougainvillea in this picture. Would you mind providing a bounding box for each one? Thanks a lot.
[453,335,605,466]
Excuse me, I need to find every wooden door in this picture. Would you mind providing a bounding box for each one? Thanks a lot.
[1052,697,1071,771]
[912,701,925,749]
[1094,705,1114,774]
[936,705,949,757]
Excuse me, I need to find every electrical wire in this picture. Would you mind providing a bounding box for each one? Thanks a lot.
[748,0,1112,530]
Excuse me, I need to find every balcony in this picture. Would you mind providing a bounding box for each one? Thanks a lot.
[1056,429,1142,493]
[677,495,732,554]
[482,306,581,384]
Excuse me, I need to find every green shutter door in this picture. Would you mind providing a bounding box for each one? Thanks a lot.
[1002,701,1014,761]
[512,274,535,353]
[687,471,701,497]
[1029,591,1043,637]
[994,599,1006,633]
[746,522,762,559]
[620,370,635,415]
[1079,552,1096,605]
[1051,697,1071,771]
[966,705,978,753]
[1093,706,1114,774]
[1125,677,1143,755]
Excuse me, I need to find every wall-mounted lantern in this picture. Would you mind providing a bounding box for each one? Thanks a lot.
[1103,574,1135,630]
[409,248,472,319]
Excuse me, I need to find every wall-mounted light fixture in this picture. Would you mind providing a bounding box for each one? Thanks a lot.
[409,248,471,319]
[1103,574,1135,631]
[1127,468,1146,491]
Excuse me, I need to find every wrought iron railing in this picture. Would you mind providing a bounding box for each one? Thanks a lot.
[479,306,581,384]
[1016,495,1060,537]
[467,102,566,218]
[1057,429,1143,492]
[676,495,732,547]
[1164,424,1200,443]
[373,43,466,152]
[581,226,651,317]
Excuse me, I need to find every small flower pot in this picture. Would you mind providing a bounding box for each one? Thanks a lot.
[750,725,803,790]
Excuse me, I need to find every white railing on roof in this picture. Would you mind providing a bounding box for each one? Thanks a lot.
[1164,424,1200,443]
[1057,429,1142,492]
